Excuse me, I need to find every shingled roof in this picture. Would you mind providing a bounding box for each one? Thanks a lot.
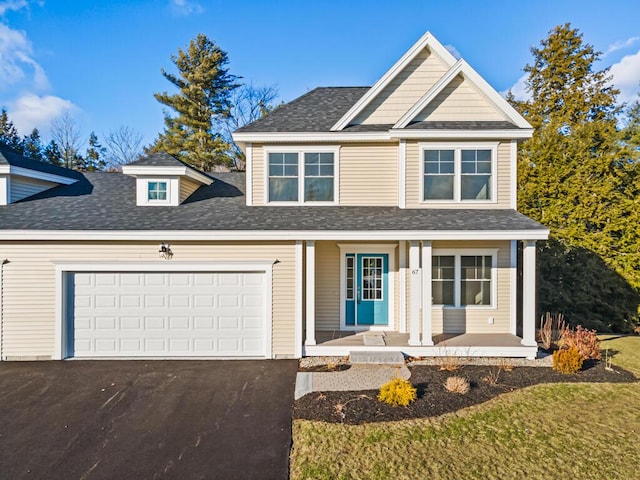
[0,143,82,180]
[0,171,547,233]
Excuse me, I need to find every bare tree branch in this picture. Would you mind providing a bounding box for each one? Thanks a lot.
[103,125,144,168]
[50,112,82,169]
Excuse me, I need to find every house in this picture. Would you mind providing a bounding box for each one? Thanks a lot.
[0,32,548,361]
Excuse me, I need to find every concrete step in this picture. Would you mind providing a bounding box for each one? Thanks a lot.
[349,351,405,365]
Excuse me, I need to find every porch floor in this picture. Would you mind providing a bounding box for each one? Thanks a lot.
[314,331,524,348]
[307,331,538,359]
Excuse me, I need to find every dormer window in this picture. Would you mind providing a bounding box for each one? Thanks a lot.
[147,181,168,201]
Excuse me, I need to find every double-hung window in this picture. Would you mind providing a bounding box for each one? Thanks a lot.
[267,149,337,203]
[422,144,496,202]
[432,251,495,307]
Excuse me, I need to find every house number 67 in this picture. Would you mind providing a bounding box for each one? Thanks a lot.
[411,269,419,275]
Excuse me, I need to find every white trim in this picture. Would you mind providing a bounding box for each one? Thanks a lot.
[0,258,4,360]
[394,60,464,129]
[0,165,77,185]
[295,240,303,358]
[389,129,533,139]
[0,175,8,206]
[398,240,407,333]
[510,240,517,335]
[263,146,340,205]
[398,139,406,208]
[233,130,532,143]
[54,261,275,360]
[0,229,550,241]
[136,177,178,206]
[419,142,498,205]
[337,244,397,332]
[522,240,537,346]
[432,248,498,309]
[421,241,434,345]
[331,32,457,131]
[510,139,517,209]
[304,343,538,359]
[122,165,213,185]
[305,241,316,345]
[246,143,253,206]
[408,241,421,346]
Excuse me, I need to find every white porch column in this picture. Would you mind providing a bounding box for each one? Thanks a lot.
[305,240,316,346]
[408,241,421,346]
[294,240,303,357]
[398,240,407,333]
[421,241,434,345]
[522,240,537,346]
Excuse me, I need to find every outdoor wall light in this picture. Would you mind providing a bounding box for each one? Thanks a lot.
[158,243,173,260]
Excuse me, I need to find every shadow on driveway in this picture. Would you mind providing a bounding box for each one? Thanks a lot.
[0,360,298,480]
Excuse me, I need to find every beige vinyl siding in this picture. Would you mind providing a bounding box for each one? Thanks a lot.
[314,241,399,331]
[354,48,450,125]
[430,240,512,335]
[339,143,398,205]
[9,176,57,203]
[251,144,265,205]
[179,177,200,203]
[415,75,508,122]
[0,241,296,359]
[405,140,512,209]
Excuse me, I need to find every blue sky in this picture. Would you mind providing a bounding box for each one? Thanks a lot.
[1,0,639,147]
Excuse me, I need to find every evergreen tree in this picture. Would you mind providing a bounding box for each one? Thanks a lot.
[151,34,240,170]
[511,24,639,332]
[0,108,24,153]
[43,140,63,166]
[23,128,45,162]
[85,131,106,171]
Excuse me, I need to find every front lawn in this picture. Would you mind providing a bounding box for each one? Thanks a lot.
[290,335,640,480]
[600,335,640,376]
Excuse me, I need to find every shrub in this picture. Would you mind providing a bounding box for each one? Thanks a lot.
[444,376,470,394]
[377,378,417,407]
[552,346,584,374]
[538,312,568,350]
[561,326,601,360]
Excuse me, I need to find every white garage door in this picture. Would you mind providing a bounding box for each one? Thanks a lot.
[69,271,267,357]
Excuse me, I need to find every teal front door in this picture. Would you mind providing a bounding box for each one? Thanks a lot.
[345,254,389,326]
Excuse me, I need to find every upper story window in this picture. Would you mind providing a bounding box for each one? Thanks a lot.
[422,144,496,203]
[267,148,337,204]
[147,181,168,201]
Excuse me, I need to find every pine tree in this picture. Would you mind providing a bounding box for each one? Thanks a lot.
[0,108,24,153]
[511,24,639,331]
[43,140,63,166]
[85,131,106,171]
[23,128,45,162]
[151,34,239,170]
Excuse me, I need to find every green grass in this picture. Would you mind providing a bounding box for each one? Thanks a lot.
[600,335,640,376]
[291,336,640,480]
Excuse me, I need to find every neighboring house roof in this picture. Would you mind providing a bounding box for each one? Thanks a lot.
[0,143,82,181]
[235,87,370,133]
[127,152,208,175]
[0,172,547,234]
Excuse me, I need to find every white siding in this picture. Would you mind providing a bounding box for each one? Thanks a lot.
[354,48,451,125]
[0,241,296,359]
[415,74,509,122]
[9,176,57,203]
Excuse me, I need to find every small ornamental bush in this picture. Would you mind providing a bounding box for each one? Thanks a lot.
[444,376,470,395]
[561,326,601,360]
[377,378,417,407]
[552,346,584,374]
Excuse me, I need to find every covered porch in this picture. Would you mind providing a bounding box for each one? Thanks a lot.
[300,238,542,360]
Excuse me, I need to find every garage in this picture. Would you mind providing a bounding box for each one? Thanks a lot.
[65,269,269,358]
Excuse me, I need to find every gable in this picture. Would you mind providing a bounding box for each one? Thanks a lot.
[411,73,509,123]
[352,47,451,126]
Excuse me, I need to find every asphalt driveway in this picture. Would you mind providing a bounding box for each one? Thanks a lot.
[0,360,298,480]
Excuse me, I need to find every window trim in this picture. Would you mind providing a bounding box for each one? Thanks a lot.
[420,142,498,204]
[264,146,339,205]
[140,178,173,206]
[432,248,498,309]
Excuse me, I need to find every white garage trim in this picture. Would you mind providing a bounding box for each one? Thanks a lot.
[54,261,275,360]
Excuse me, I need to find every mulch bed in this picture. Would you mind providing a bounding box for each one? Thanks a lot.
[293,361,637,425]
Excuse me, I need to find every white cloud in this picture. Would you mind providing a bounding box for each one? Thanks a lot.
[0,0,28,16]
[501,73,530,102]
[603,36,640,57]
[169,0,203,16]
[0,21,49,91]
[8,93,76,135]
[444,44,461,60]
[609,49,640,104]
